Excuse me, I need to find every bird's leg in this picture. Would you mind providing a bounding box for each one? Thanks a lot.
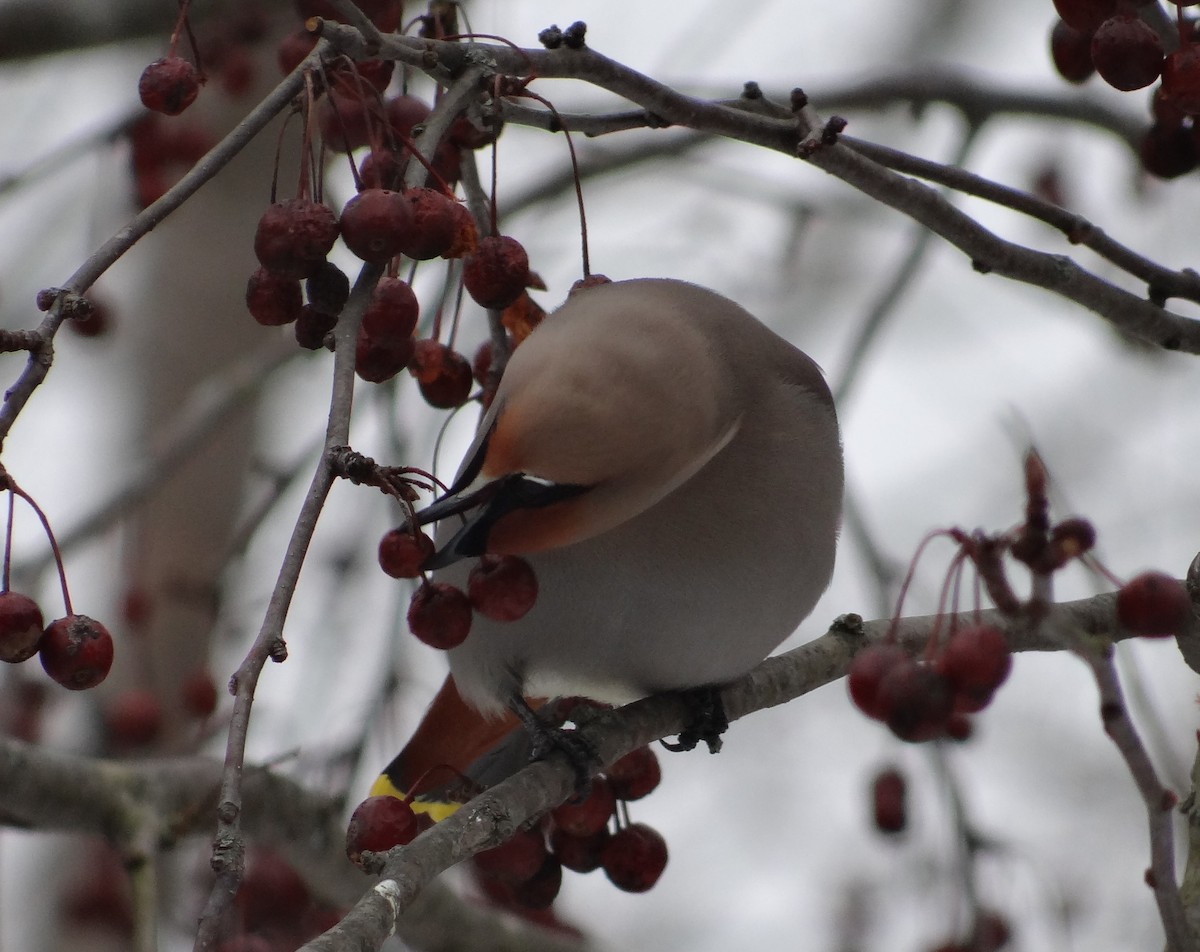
[507,694,601,794]
[660,685,729,754]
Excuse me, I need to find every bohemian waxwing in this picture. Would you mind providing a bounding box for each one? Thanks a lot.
[415,277,844,719]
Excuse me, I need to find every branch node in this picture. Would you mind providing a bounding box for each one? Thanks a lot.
[742,81,762,100]
[562,21,588,50]
[537,24,563,49]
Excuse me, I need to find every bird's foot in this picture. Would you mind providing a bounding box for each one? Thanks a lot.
[661,686,728,754]
[507,694,601,795]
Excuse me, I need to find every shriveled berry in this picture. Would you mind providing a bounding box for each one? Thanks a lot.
[847,643,907,721]
[878,659,954,743]
[0,591,44,663]
[294,305,338,350]
[550,826,610,873]
[39,615,114,690]
[871,766,906,834]
[138,57,202,116]
[181,668,219,718]
[340,189,414,264]
[1091,15,1163,92]
[474,827,547,884]
[346,795,420,866]
[418,348,474,409]
[1053,0,1116,31]
[361,277,419,342]
[253,199,339,279]
[1049,516,1096,565]
[553,777,616,836]
[356,333,415,383]
[305,261,350,316]
[468,554,538,621]
[606,746,661,801]
[245,267,302,326]
[1116,570,1190,636]
[442,201,479,259]
[1163,43,1200,115]
[600,823,668,893]
[399,188,458,260]
[407,582,472,649]
[378,528,435,578]
[937,624,1012,713]
[1050,19,1096,85]
[104,689,163,747]
[463,235,530,309]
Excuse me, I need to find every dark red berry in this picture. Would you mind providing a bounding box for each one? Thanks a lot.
[468,554,538,621]
[1116,571,1191,636]
[1164,43,1200,115]
[253,199,339,279]
[449,111,504,150]
[138,57,202,116]
[39,615,114,690]
[600,823,668,893]
[399,188,458,260]
[474,827,547,884]
[359,148,405,190]
[340,189,414,264]
[463,235,530,309]
[378,528,435,578]
[1049,516,1096,565]
[552,777,616,837]
[386,94,433,141]
[356,332,415,383]
[1053,0,1116,32]
[510,854,562,909]
[361,277,419,342]
[1050,19,1096,84]
[407,582,472,649]
[245,267,303,326]
[294,305,338,350]
[606,746,661,801]
[442,201,479,259]
[318,85,380,154]
[871,766,906,834]
[0,591,44,663]
[181,668,219,718]
[1140,122,1198,178]
[847,643,908,721]
[236,849,312,930]
[1091,15,1163,92]
[878,659,954,743]
[104,689,163,747]
[549,826,610,873]
[417,348,474,409]
[945,713,974,742]
[937,624,1012,713]
[305,261,350,316]
[67,297,113,338]
[346,795,420,866]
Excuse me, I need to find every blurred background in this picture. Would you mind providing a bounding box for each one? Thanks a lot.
[1,1,1199,950]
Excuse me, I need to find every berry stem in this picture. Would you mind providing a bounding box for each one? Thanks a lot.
[2,488,13,592]
[8,480,72,615]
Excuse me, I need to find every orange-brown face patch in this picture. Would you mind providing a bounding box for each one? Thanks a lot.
[480,403,524,479]
[486,501,588,555]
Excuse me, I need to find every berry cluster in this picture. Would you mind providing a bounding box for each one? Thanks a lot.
[0,479,115,693]
[345,738,667,911]
[1049,1,1200,177]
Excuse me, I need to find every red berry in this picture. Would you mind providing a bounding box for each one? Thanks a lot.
[847,643,907,721]
[449,111,504,150]
[474,827,547,883]
[600,823,668,893]
[236,849,312,930]
[67,297,114,338]
[1140,122,1198,179]
[386,94,433,141]
[359,148,405,190]
[1091,15,1163,92]
[278,29,318,75]
[1053,0,1116,32]
[39,615,114,690]
[294,305,338,350]
[181,668,219,718]
[417,347,474,409]
[467,554,538,621]
[138,57,202,116]
[606,746,662,801]
[945,713,974,742]
[1163,43,1200,115]
[510,854,562,909]
[361,277,419,343]
[345,795,420,866]
[1050,19,1096,85]
[104,689,163,747]
[937,624,1012,713]
[463,235,530,309]
[356,332,415,383]
[1116,571,1191,636]
[878,659,954,743]
[407,582,472,649]
[253,199,339,279]
[245,267,303,326]
[399,188,458,260]
[318,85,380,154]
[552,777,616,836]
[0,591,44,663]
[340,189,414,264]
[871,766,906,834]
[378,528,435,578]
[549,826,610,873]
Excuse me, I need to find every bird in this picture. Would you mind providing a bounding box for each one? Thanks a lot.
[408,276,843,722]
